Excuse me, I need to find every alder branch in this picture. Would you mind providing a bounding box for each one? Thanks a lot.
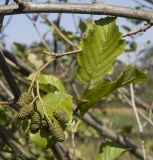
[0,2,153,22]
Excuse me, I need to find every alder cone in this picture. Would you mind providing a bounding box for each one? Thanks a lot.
[30,111,41,133]
[17,92,33,108]
[53,109,69,125]
[30,123,40,133]
[18,103,34,119]
[49,123,65,142]
[41,119,48,128]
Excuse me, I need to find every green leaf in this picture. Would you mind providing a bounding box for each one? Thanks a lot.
[96,140,126,160]
[77,17,126,88]
[14,42,26,53]
[36,92,72,121]
[79,19,87,33]
[29,129,55,148]
[79,65,147,114]
[28,73,65,92]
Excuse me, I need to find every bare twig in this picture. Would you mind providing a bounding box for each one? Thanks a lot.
[120,87,151,111]
[123,23,152,37]
[0,100,13,105]
[44,49,81,58]
[119,88,153,127]
[71,120,80,160]
[28,58,54,92]
[130,84,146,160]
[134,0,153,9]
[42,15,77,48]
[26,15,51,51]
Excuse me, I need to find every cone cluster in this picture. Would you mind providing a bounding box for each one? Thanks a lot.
[17,93,69,142]
[17,92,41,133]
[48,108,69,142]
[17,92,34,119]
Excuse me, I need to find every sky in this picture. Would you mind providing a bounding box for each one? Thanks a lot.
[1,0,153,52]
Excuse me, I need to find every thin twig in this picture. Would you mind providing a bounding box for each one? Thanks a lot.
[130,84,146,160]
[71,120,80,160]
[28,59,54,92]
[119,88,153,127]
[0,100,13,105]
[26,15,51,52]
[123,23,152,37]
[41,14,78,48]
[36,76,52,124]
[134,0,153,9]
[44,49,81,58]
[59,60,76,79]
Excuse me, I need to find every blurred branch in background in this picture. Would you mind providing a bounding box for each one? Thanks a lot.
[79,112,153,160]
[0,125,35,160]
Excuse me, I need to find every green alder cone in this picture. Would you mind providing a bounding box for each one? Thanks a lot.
[53,108,69,125]
[18,103,34,119]
[30,123,40,133]
[17,92,33,108]
[41,119,48,128]
[30,111,41,133]
[49,123,65,142]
